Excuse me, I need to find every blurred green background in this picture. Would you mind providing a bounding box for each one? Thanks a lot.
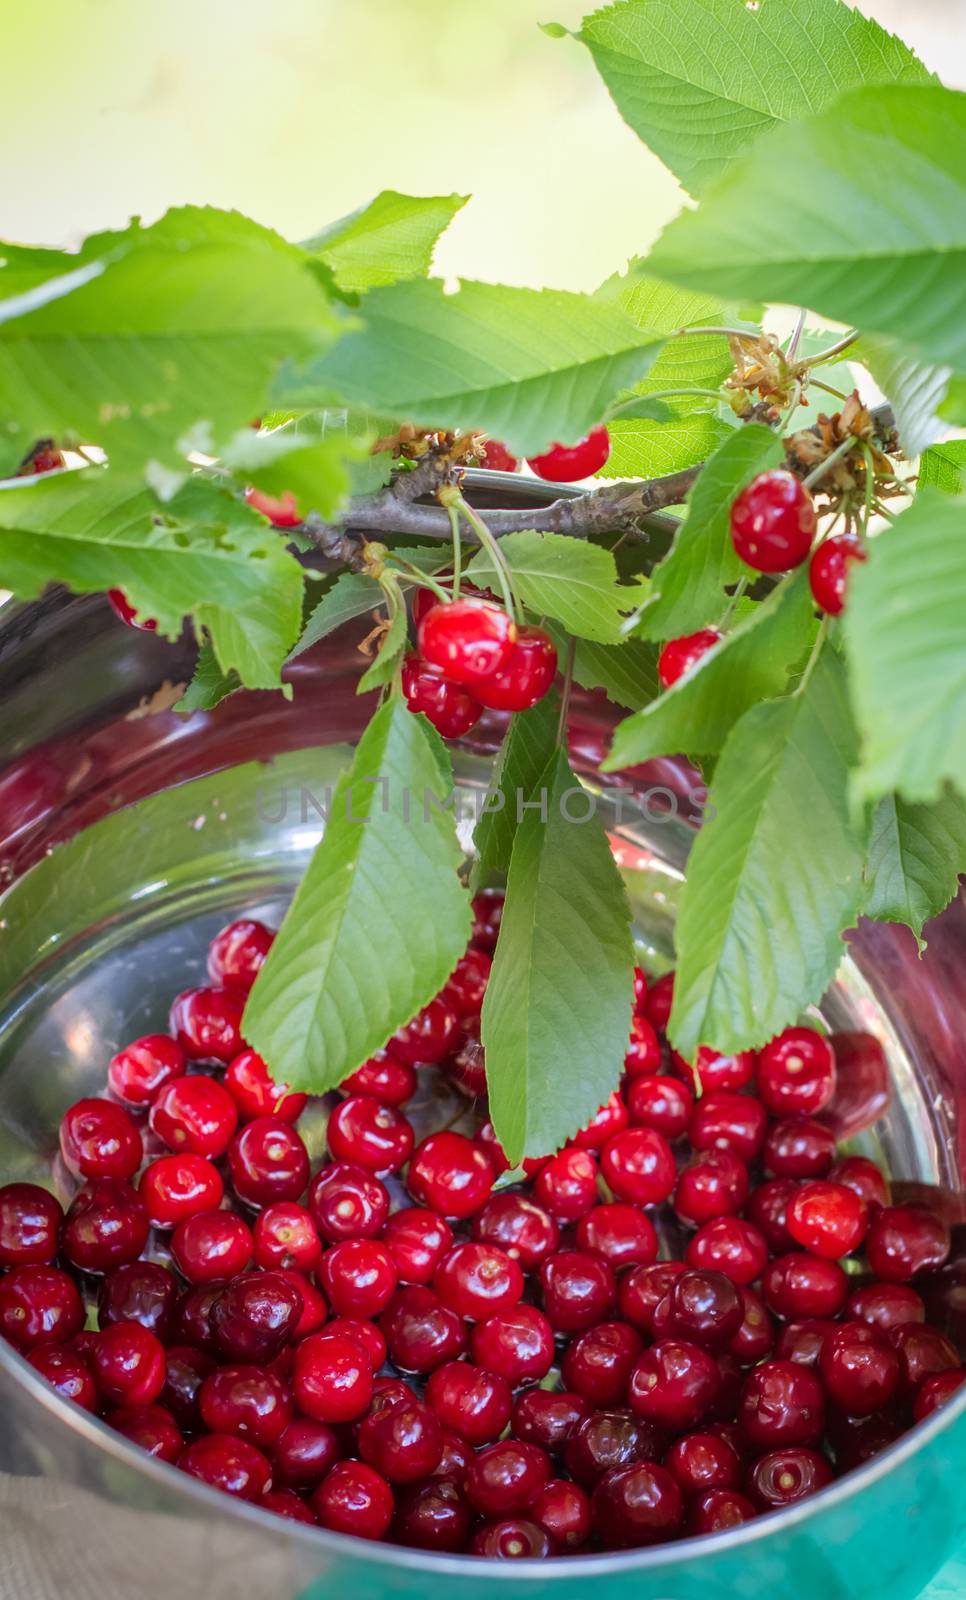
[1,0,962,290]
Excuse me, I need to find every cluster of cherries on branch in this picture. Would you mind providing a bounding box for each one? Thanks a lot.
[1,905,962,1558]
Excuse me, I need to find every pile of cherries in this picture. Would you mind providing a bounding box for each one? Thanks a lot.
[1,903,962,1560]
[402,595,557,739]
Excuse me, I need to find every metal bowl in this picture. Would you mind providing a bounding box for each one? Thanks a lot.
[0,474,964,1600]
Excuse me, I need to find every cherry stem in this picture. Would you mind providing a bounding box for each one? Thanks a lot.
[806,330,859,367]
[389,560,450,602]
[797,617,829,694]
[810,378,851,402]
[720,575,747,628]
[454,494,522,624]
[802,436,858,491]
[447,504,463,601]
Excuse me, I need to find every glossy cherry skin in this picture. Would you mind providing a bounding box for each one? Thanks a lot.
[107,1035,186,1108]
[107,1403,184,1462]
[809,534,867,615]
[572,1093,630,1152]
[207,918,275,991]
[92,1322,167,1407]
[431,1428,473,1485]
[161,1346,216,1431]
[540,1250,616,1333]
[690,1046,757,1094]
[27,1346,97,1411]
[471,1303,555,1383]
[471,1519,556,1559]
[402,653,484,740]
[272,1417,342,1490]
[667,1430,742,1496]
[592,1461,685,1549]
[762,1253,849,1320]
[746,1178,799,1254]
[627,1075,693,1141]
[820,1322,900,1415]
[97,1261,179,1339]
[426,1360,512,1445]
[889,1324,960,1394]
[576,1203,658,1271]
[59,1097,143,1182]
[169,986,245,1064]
[629,1340,721,1431]
[465,1440,552,1517]
[340,1051,417,1107]
[787,1179,868,1259]
[530,1479,592,1550]
[847,1282,925,1334]
[174,1284,224,1355]
[658,629,721,690]
[642,971,674,1030]
[511,1388,590,1454]
[394,1478,473,1551]
[312,1460,395,1539]
[442,948,492,1019]
[739,1360,825,1449]
[690,1487,757,1533]
[470,888,505,952]
[308,1162,389,1243]
[564,1409,664,1488]
[382,1207,453,1286]
[319,1239,399,1319]
[138,1153,224,1228]
[658,1270,744,1353]
[474,627,558,712]
[418,598,517,688]
[179,1433,273,1502]
[171,1210,253,1284]
[261,1489,318,1525]
[211,1271,303,1363]
[382,1286,467,1374]
[228,1117,310,1207]
[107,589,157,630]
[434,1240,524,1322]
[562,1321,644,1406]
[764,1117,837,1179]
[199,1363,293,1448]
[293,1332,374,1424]
[674,1149,750,1227]
[757,1027,836,1117]
[728,1287,777,1366]
[601,1127,675,1206]
[359,1395,444,1483]
[865,1205,950,1282]
[321,1318,384,1372]
[774,1319,836,1370]
[618,1261,687,1334]
[224,1049,307,1124]
[527,426,611,482]
[0,1183,63,1269]
[828,1155,891,1212]
[624,1014,663,1077]
[150,1074,239,1160]
[730,470,817,573]
[245,486,302,527]
[914,1369,966,1421]
[390,998,461,1067]
[747,1447,833,1510]
[533,1148,599,1222]
[443,1019,487,1098]
[471,1192,558,1272]
[326,1096,414,1177]
[62,1180,150,1274]
[687,1217,768,1287]
[689,1091,767,1165]
[250,1202,319,1275]
[407,1131,494,1219]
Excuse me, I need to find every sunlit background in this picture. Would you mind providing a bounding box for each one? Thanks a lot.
[2,0,963,289]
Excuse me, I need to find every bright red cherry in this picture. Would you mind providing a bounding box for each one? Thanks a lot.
[223,1049,307,1124]
[763,1117,837,1179]
[624,1012,663,1077]
[479,439,519,472]
[591,1461,684,1549]
[530,1479,592,1550]
[787,1179,868,1259]
[472,1192,558,1271]
[199,1363,293,1448]
[618,1261,687,1334]
[0,1265,84,1351]
[688,1090,767,1165]
[576,1203,658,1272]
[757,1027,836,1117]
[401,653,483,740]
[626,1074,693,1140]
[97,1261,179,1339]
[207,917,275,990]
[442,948,492,1018]
[473,627,557,712]
[319,1239,399,1319]
[673,1148,750,1227]
[308,1162,389,1243]
[211,1272,303,1363]
[62,1180,150,1273]
[179,1433,273,1502]
[642,970,674,1030]
[383,1207,453,1284]
[172,1210,254,1283]
[107,589,157,630]
[629,1339,721,1431]
[277,1268,328,1340]
[730,470,817,573]
[390,998,460,1065]
[339,1051,416,1106]
[407,1131,494,1219]
[471,1303,555,1383]
[149,1074,238,1159]
[533,1148,599,1222]
[762,1253,849,1320]
[465,1440,552,1518]
[92,1322,167,1407]
[59,1097,142,1182]
[561,1321,644,1406]
[687,1217,767,1288]
[245,486,302,527]
[272,1416,342,1490]
[228,1116,310,1206]
[28,1345,98,1412]
[107,1034,186,1108]
[434,1240,524,1321]
[658,629,721,690]
[325,1317,386,1370]
[572,1092,630,1152]
[327,1095,414,1175]
[667,1430,742,1496]
[689,1045,757,1094]
[828,1155,891,1212]
[746,1447,832,1510]
[381,1286,467,1374]
[819,1322,900,1415]
[809,535,867,615]
[311,1460,394,1540]
[359,1395,444,1483]
[865,1205,950,1282]
[426,1360,513,1446]
[746,1178,799,1254]
[527,426,611,482]
[739,1359,825,1449]
[169,986,245,1063]
[418,598,516,688]
[293,1332,374,1424]
[252,1202,321,1274]
[139,1154,224,1229]
[0,1182,63,1268]
[601,1126,675,1206]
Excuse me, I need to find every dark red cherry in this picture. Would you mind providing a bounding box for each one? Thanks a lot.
[658,1269,743,1352]
[474,627,557,712]
[308,1162,389,1243]
[667,1430,742,1496]
[442,948,492,1019]
[312,1460,394,1539]
[199,1363,293,1448]
[108,1404,184,1462]
[418,599,516,688]
[762,1253,849,1320]
[62,1180,150,1273]
[432,1429,473,1483]
[658,629,721,690]
[471,1303,555,1384]
[470,1519,556,1559]
[819,1322,900,1415]
[174,1284,224,1355]
[59,1097,142,1182]
[564,1409,664,1489]
[394,1478,473,1551]
[764,1117,837,1179]
[530,1479,592,1550]
[865,1205,950,1282]
[169,986,245,1063]
[211,1271,303,1363]
[340,1051,417,1106]
[390,997,461,1066]
[689,1090,767,1164]
[809,534,867,615]
[889,1324,960,1395]
[533,1148,599,1222]
[228,1116,310,1206]
[746,1177,800,1253]
[179,1433,272,1502]
[261,1489,318,1525]
[828,1155,891,1212]
[92,1322,167,1407]
[465,1439,552,1518]
[757,1027,836,1117]
[730,470,816,573]
[359,1395,444,1483]
[618,1261,687,1334]
[382,1286,467,1374]
[561,1321,644,1406]
[407,1131,494,1219]
[107,589,157,630]
[642,971,674,1030]
[746,1447,833,1510]
[161,1345,216,1431]
[272,1417,342,1490]
[689,1487,757,1533]
[107,1034,186,1108]
[97,1261,179,1339]
[674,1148,749,1227]
[847,1282,925,1334]
[224,1049,307,1124]
[472,1192,558,1271]
[774,1319,837,1370]
[738,1360,825,1449]
[687,1217,768,1287]
[540,1250,616,1333]
[629,1340,721,1431]
[729,1288,777,1365]
[576,1202,658,1271]
[527,426,611,482]
[591,1461,684,1549]
[0,1183,63,1269]
[470,889,504,951]
[914,1369,966,1421]
[27,1345,97,1412]
[207,918,275,991]
[0,1265,85,1352]
[426,1360,512,1446]
[511,1388,590,1454]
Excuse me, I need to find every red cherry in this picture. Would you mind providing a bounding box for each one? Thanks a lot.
[174,1284,224,1354]
[390,997,460,1066]
[207,918,274,991]
[809,535,867,615]
[656,1269,743,1352]
[245,486,301,527]
[327,1095,413,1175]
[730,470,817,573]
[673,1148,750,1227]
[471,1519,555,1559]
[774,1318,836,1369]
[169,986,245,1063]
[261,1489,318,1525]
[667,1430,742,1496]
[511,1388,590,1454]
[688,1090,767,1164]
[576,1202,658,1272]
[28,1346,98,1412]
[92,1322,167,1407]
[395,1478,473,1551]
[383,1207,453,1284]
[381,1286,468,1374]
[687,1217,768,1287]
[324,1317,386,1370]
[107,589,157,630]
[470,889,504,951]
[272,1416,342,1490]
[730,1287,777,1364]
[762,1253,849,1320]
[466,1440,551,1518]
[358,1395,444,1483]
[530,1478,592,1550]
[63,1180,150,1273]
[252,1202,320,1274]
[472,1192,558,1271]
[819,1322,900,1415]
[689,1045,757,1094]
[746,1447,832,1510]
[527,426,611,482]
[828,1155,890,1212]
[108,1035,186,1108]
[601,1127,675,1206]
[442,948,492,1019]
[757,1027,836,1117]
[889,1323,960,1394]
[746,1178,799,1254]
[149,1074,238,1159]
[591,1461,684,1549]
[624,1013,663,1077]
[764,1117,837,1179]
[312,1460,394,1540]
[308,1162,389,1243]
[407,1131,494,1219]
[59,1097,143,1182]
[865,1205,950,1282]
[474,626,557,712]
[170,1210,253,1283]
[739,1359,825,1450]
[426,1360,512,1446]
[199,1363,293,1448]
[402,651,485,739]
[293,1332,374,1424]
[626,1074,693,1140]
[319,1239,399,1319]
[138,1154,224,1228]
[479,439,519,472]
[418,598,516,688]
[179,1433,272,1502]
[0,1264,84,1351]
[658,629,721,690]
[434,1240,524,1322]
[211,1271,303,1363]
[471,1303,555,1383]
[629,1339,721,1431]
[161,1345,216,1430]
[340,1051,417,1106]
[540,1250,616,1333]
[847,1282,925,1334]
[561,1321,644,1406]
[787,1180,868,1259]
[228,1116,310,1206]
[0,1182,63,1268]
[224,1049,307,1124]
[689,1487,757,1533]
[97,1261,179,1339]
[564,1409,663,1489]
[642,971,674,1030]
[914,1369,966,1420]
[277,1268,328,1340]
[532,1148,598,1222]
[618,1261,687,1334]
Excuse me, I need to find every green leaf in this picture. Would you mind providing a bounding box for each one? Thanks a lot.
[862,789,966,950]
[571,0,928,197]
[0,472,304,689]
[603,566,815,769]
[473,692,560,891]
[288,572,383,661]
[481,748,634,1162]
[243,696,471,1092]
[939,377,966,427]
[305,191,469,294]
[176,640,241,712]
[357,604,407,693]
[467,530,637,644]
[634,424,784,640]
[668,647,864,1057]
[604,412,734,479]
[0,207,342,467]
[855,337,950,458]
[919,441,966,495]
[295,277,666,455]
[845,489,966,805]
[649,85,966,375]
[223,417,354,522]
[572,636,660,710]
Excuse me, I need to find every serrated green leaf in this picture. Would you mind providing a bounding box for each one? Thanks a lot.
[920,441,966,495]
[649,85,966,376]
[669,647,864,1057]
[357,604,407,693]
[468,531,637,644]
[243,696,471,1092]
[855,337,950,458]
[288,571,384,661]
[176,640,241,712]
[604,566,814,769]
[473,692,560,891]
[862,789,966,950]
[481,748,634,1162]
[634,424,784,639]
[604,412,735,479]
[0,472,303,690]
[572,0,928,197]
[572,636,660,710]
[845,490,966,805]
[0,207,342,467]
[305,191,469,294]
[292,277,666,455]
